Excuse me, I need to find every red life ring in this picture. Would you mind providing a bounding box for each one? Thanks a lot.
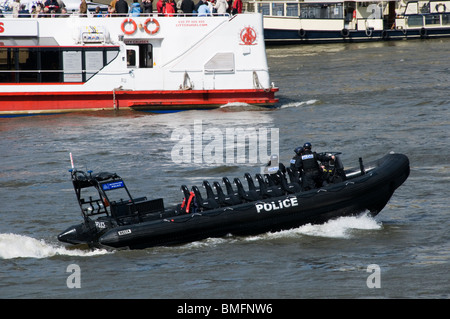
[144,18,160,35]
[121,18,137,35]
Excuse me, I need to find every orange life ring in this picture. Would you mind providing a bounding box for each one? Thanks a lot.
[143,18,160,35]
[121,18,137,35]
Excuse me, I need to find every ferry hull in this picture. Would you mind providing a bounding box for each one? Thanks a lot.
[0,14,278,116]
[0,88,279,116]
[264,27,450,44]
[249,0,450,45]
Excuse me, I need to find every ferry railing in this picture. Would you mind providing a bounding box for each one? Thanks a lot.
[246,0,302,17]
[0,11,232,19]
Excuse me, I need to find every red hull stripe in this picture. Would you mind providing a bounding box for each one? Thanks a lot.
[0,89,279,115]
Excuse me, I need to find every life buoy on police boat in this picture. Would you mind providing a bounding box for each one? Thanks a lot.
[121,18,137,35]
[144,18,160,35]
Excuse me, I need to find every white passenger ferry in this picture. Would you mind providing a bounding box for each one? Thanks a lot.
[0,12,278,116]
[246,0,450,44]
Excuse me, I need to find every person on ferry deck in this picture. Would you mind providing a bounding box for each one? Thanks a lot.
[194,0,204,12]
[94,5,103,17]
[107,4,116,16]
[180,0,194,15]
[130,0,141,16]
[214,0,228,15]
[226,0,232,14]
[79,0,87,16]
[141,0,153,14]
[57,0,66,12]
[115,0,129,16]
[30,5,37,17]
[197,0,210,16]
[298,142,335,191]
[165,0,176,15]
[9,0,21,18]
[59,7,69,16]
[35,3,45,17]
[45,0,60,11]
[231,0,242,14]
[18,4,31,17]
[157,0,165,14]
[109,0,117,14]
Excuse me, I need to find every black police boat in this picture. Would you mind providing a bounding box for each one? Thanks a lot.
[58,152,409,249]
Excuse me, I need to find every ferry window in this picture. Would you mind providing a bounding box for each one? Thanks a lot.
[425,14,440,25]
[0,46,119,84]
[107,50,119,64]
[286,3,299,17]
[63,50,83,82]
[85,51,104,81]
[204,52,235,73]
[272,3,284,16]
[127,49,136,67]
[247,2,255,13]
[257,3,270,15]
[0,48,15,82]
[407,14,424,26]
[18,48,39,83]
[300,3,343,19]
[139,44,153,68]
[41,49,62,82]
[443,14,450,25]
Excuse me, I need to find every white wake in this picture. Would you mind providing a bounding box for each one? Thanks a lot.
[0,233,109,259]
[181,213,382,249]
[250,212,383,241]
[280,99,319,109]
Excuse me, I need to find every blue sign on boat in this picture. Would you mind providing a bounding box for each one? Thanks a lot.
[102,181,125,190]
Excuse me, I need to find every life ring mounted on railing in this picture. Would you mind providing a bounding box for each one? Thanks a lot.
[436,3,446,13]
[121,18,137,35]
[144,18,160,35]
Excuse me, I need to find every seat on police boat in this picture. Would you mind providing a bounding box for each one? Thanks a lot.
[256,174,284,198]
[222,177,238,197]
[181,185,190,199]
[213,181,241,206]
[278,171,302,194]
[202,180,218,202]
[286,167,301,184]
[180,185,193,213]
[234,176,260,202]
[244,173,259,192]
[192,185,219,210]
